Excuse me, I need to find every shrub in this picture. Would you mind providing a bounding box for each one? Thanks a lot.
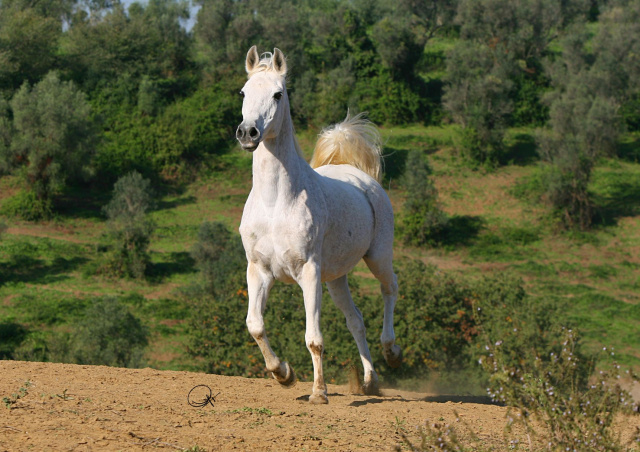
[93,81,240,179]
[478,330,639,451]
[0,322,27,359]
[1,189,53,221]
[67,297,149,368]
[400,150,448,247]
[185,254,543,389]
[392,260,480,380]
[400,295,640,451]
[190,221,246,297]
[97,171,155,279]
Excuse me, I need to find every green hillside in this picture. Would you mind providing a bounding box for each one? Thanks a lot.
[1,124,639,375]
[1,0,639,401]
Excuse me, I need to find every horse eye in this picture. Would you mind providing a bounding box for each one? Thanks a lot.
[239,90,245,98]
[274,92,283,101]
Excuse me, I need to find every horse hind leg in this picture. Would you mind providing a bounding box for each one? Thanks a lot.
[246,262,296,387]
[363,254,403,368]
[326,275,380,396]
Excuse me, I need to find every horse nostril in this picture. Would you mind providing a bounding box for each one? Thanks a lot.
[236,127,245,140]
[249,127,259,139]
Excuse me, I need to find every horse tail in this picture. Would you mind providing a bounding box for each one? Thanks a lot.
[310,112,382,182]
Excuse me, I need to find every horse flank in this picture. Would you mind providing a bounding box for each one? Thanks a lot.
[310,112,383,183]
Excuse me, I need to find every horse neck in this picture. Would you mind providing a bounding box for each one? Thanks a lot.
[252,110,313,210]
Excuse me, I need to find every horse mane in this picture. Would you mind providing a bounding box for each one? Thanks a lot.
[310,112,382,183]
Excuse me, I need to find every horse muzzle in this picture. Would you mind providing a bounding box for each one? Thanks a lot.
[236,124,261,152]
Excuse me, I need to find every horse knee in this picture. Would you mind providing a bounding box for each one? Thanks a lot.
[246,316,264,339]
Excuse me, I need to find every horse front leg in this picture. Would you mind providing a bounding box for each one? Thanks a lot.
[246,262,296,386]
[299,261,327,404]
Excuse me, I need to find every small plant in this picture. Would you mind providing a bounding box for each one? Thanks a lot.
[3,381,31,409]
[239,406,273,416]
[480,328,639,451]
[397,416,470,452]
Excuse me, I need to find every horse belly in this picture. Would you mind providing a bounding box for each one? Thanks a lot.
[320,198,374,282]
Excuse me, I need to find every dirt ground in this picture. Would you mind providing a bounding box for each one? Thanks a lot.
[0,361,637,452]
[0,360,520,451]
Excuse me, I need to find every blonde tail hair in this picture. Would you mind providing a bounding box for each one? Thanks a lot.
[310,113,382,182]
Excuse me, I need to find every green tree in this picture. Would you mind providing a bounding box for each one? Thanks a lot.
[400,150,448,246]
[93,81,240,178]
[0,96,11,174]
[98,171,155,279]
[5,71,95,219]
[0,0,70,93]
[536,3,640,229]
[443,41,514,165]
[61,0,193,92]
[446,0,591,149]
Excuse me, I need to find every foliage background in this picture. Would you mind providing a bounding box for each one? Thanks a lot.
[0,0,638,403]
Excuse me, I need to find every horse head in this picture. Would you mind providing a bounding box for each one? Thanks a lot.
[236,46,289,152]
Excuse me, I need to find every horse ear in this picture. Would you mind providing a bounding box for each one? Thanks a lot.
[245,45,259,74]
[273,48,287,76]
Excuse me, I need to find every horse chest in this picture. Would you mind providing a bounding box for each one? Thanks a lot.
[240,208,319,282]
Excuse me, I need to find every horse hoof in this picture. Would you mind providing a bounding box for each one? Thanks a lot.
[384,344,403,369]
[362,380,381,396]
[272,362,296,387]
[309,393,328,404]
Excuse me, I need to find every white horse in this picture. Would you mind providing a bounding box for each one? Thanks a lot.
[236,46,402,404]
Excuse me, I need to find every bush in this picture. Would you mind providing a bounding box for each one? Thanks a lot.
[185,253,549,389]
[400,278,640,451]
[400,151,449,247]
[97,171,155,279]
[190,221,246,297]
[1,189,54,221]
[67,297,149,368]
[403,346,639,451]
[392,260,480,380]
[93,81,240,179]
[10,297,149,368]
[477,329,639,451]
